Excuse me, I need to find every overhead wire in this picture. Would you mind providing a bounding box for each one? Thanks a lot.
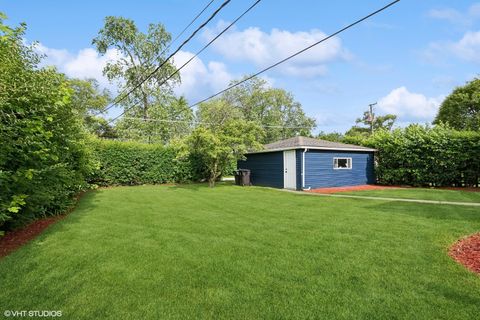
[189,0,401,107]
[109,0,263,124]
[110,0,401,132]
[95,0,231,117]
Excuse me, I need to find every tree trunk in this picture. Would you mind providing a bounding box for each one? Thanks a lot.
[209,162,219,187]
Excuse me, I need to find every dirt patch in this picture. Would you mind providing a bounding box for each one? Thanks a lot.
[307,185,403,194]
[449,233,480,274]
[0,215,64,258]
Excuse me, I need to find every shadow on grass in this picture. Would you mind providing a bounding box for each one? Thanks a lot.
[166,181,235,192]
[364,200,480,223]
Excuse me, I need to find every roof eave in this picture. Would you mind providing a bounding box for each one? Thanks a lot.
[246,146,377,154]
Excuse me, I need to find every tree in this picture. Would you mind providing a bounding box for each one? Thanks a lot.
[182,121,263,187]
[196,98,244,131]
[68,78,116,138]
[317,131,344,142]
[434,78,480,131]
[92,16,180,119]
[222,77,316,143]
[346,109,396,138]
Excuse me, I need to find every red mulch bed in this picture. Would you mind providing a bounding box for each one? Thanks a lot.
[0,191,86,259]
[307,184,403,194]
[449,233,480,274]
[307,185,479,194]
[0,215,65,259]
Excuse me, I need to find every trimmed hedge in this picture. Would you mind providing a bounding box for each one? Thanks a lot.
[363,125,480,187]
[90,139,195,186]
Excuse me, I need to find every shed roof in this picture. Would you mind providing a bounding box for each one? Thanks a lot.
[248,136,376,154]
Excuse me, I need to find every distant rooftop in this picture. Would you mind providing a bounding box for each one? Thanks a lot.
[253,136,376,152]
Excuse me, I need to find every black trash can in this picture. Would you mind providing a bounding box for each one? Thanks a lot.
[235,169,251,186]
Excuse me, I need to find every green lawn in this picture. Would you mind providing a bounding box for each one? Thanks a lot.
[1,184,480,319]
[341,187,480,203]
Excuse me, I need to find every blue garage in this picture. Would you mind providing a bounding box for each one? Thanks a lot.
[237,136,376,190]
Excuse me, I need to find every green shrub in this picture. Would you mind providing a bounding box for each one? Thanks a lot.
[90,139,194,186]
[363,124,480,187]
[0,17,93,234]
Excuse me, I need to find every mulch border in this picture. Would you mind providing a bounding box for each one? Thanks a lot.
[307,185,479,194]
[0,191,87,259]
[449,233,480,274]
[307,185,404,194]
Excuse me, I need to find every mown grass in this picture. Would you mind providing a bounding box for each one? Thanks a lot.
[1,184,479,319]
[341,187,480,203]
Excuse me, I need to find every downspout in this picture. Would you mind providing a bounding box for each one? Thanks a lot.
[302,148,310,190]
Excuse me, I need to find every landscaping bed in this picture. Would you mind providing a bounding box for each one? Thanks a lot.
[450,233,480,274]
[0,216,64,258]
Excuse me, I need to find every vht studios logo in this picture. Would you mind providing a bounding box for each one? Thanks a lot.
[4,310,62,317]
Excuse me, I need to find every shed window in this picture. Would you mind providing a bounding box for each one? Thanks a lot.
[333,157,352,169]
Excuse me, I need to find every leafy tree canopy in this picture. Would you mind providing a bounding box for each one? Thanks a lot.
[67,78,116,138]
[222,77,316,143]
[434,78,480,131]
[92,16,179,118]
[346,109,396,139]
[182,120,264,187]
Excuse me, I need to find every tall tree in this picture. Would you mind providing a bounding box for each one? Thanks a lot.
[92,16,180,119]
[434,78,480,131]
[222,77,316,143]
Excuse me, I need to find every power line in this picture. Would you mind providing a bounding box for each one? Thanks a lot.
[110,0,400,126]
[190,0,401,107]
[120,116,313,129]
[109,0,262,124]
[154,0,262,93]
[168,0,216,51]
[96,0,231,116]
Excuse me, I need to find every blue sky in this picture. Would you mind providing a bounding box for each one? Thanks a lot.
[2,0,480,132]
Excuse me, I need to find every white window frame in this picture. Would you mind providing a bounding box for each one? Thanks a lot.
[333,157,352,170]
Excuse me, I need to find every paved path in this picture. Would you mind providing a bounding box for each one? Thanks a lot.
[282,189,480,207]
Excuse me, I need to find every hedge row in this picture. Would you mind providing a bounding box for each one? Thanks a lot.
[89,139,195,186]
[1,27,93,233]
[363,125,480,187]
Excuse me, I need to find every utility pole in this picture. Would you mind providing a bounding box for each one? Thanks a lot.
[368,102,377,134]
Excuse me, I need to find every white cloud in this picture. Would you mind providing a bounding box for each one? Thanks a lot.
[428,3,480,26]
[422,30,480,64]
[35,44,233,103]
[203,22,351,78]
[428,8,464,24]
[450,30,480,62]
[172,50,233,103]
[377,87,444,121]
[35,43,122,89]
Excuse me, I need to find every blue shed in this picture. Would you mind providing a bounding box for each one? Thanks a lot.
[238,136,376,190]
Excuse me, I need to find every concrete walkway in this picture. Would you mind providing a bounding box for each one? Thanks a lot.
[282,189,480,207]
